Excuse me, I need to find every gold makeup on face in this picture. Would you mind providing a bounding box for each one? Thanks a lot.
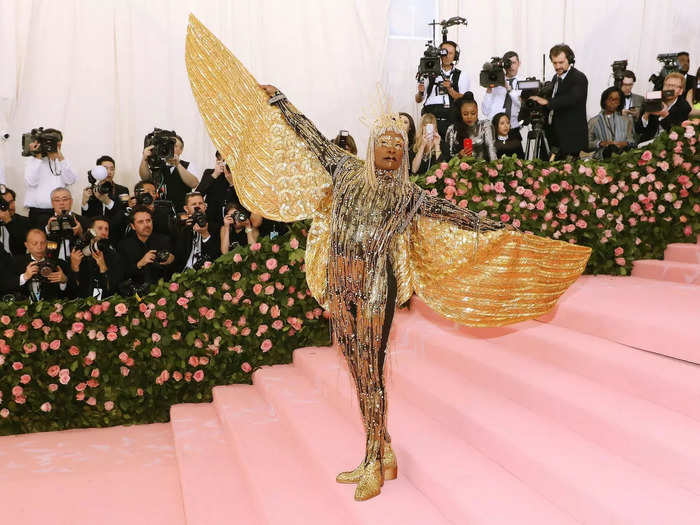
[376,135,404,150]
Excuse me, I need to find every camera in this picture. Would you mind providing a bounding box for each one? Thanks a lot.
[34,258,58,283]
[517,78,553,127]
[48,211,77,238]
[191,209,207,227]
[225,201,250,223]
[134,191,154,206]
[641,90,677,114]
[154,250,171,264]
[119,278,151,298]
[144,128,178,171]
[0,185,9,212]
[611,59,628,88]
[74,230,111,257]
[479,57,511,88]
[649,53,679,91]
[415,16,468,92]
[21,127,62,157]
[87,165,113,196]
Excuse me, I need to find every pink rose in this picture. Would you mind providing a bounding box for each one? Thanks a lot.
[169,282,180,292]
[270,305,281,318]
[614,247,624,256]
[253,283,263,295]
[188,356,199,367]
[114,303,128,316]
[48,339,60,351]
[259,272,270,282]
[289,237,300,249]
[259,303,270,315]
[640,150,652,162]
[173,371,183,382]
[261,339,272,352]
[615,257,626,266]
[31,318,43,329]
[20,374,31,384]
[12,362,23,371]
[266,258,278,271]
[426,175,437,184]
[233,253,243,263]
[47,365,60,377]
[59,369,71,385]
[193,370,205,382]
[250,242,261,252]
[177,297,189,308]
[40,402,52,412]
[172,331,181,341]
[15,307,26,317]
[104,401,114,411]
[72,322,84,334]
[48,383,58,392]
[0,315,10,325]
[86,397,97,406]
[272,320,284,330]
[241,362,252,373]
[151,347,162,358]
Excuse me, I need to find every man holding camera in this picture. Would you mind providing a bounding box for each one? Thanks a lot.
[482,51,523,131]
[197,151,237,231]
[81,155,129,242]
[125,181,175,240]
[636,72,691,143]
[118,205,174,290]
[174,192,220,272]
[0,186,30,257]
[23,129,78,228]
[46,187,90,263]
[13,229,71,302]
[220,201,259,254]
[139,134,200,213]
[529,44,588,159]
[415,41,470,137]
[70,217,123,299]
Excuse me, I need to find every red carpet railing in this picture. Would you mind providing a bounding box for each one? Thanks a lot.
[0,122,698,436]
[413,121,699,275]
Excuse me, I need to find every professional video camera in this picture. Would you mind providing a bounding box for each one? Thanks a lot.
[143,128,178,172]
[87,165,114,196]
[649,53,679,91]
[517,77,553,127]
[479,56,512,88]
[48,211,77,238]
[74,229,111,257]
[640,89,676,114]
[415,16,468,94]
[611,59,628,89]
[21,127,62,157]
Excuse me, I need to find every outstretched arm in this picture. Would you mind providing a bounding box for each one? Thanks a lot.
[412,184,506,232]
[261,84,347,176]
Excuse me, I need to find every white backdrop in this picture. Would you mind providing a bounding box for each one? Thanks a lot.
[0,0,698,213]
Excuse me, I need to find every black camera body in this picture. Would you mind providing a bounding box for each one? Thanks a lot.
[611,59,628,88]
[649,53,679,91]
[134,191,154,206]
[21,128,62,157]
[74,231,111,257]
[144,128,178,171]
[154,250,171,264]
[48,211,77,238]
[87,170,114,195]
[191,209,208,228]
[417,43,446,83]
[517,78,554,128]
[225,201,250,223]
[35,259,58,282]
[479,57,511,88]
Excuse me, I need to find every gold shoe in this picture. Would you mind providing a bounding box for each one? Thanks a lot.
[354,461,383,501]
[336,443,398,484]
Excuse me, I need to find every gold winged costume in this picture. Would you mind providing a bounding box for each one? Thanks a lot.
[185,15,591,501]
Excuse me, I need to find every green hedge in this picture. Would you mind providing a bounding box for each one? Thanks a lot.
[412,122,699,275]
[0,222,330,435]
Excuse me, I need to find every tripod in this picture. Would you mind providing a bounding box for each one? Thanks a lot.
[525,121,551,161]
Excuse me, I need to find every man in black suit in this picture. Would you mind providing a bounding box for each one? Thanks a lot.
[46,187,90,264]
[0,186,30,256]
[14,229,71,302]
[678,52,696,98]
[636,72,691,143]
[174,192,220,272]
[530,43,588,159]
[620,70,645,122]
[69,217,123,299]
[81,155,129,243]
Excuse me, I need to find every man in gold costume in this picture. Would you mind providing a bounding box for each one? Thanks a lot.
[185,15,591,501]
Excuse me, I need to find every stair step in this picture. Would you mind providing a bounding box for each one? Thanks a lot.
[293,347,579,525]
[534,275,700,364]
[664,243,700,264]
[213,383,361,525]
[373,342,700,523]
[400,314,700,495]
[253,364,453,525]
[170,403,263,525]
[632,259,700,285]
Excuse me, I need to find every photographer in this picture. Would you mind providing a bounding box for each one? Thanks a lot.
[331,131,358,155]
[636,72,691,142]
[678,52,695,97]
[70,217,123,299]
[588,87,636,160]
[415,41,470,137]
[221,201,259,254]
[0,186,30,256]
[14,229,71,302]
[139,133,199,213]
[125,181,175,239]
[529,44,588,159]
[46,188,90,262]
[118,206,174,290]
[174,192,220,272]
[197,151,237,231]
[81,155,129,242]
[23,128,78,228]
[482,51,523,132]
[620,71,644,121]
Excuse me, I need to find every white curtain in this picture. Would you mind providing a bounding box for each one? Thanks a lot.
[387,0,700,131]
[0,0,389,210]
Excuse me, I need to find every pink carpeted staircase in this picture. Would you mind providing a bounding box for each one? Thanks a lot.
[632,234,700,285]
[1,276,699,524]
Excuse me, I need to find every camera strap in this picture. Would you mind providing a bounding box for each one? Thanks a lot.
[47,158,63,177]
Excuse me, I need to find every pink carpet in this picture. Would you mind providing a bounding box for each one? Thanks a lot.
[1,274,699,524]
[632,235,700,285]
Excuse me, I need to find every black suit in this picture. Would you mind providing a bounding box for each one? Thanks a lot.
[683,74,696,97]
[0,213,30,257]
[173,225,221,272]
[70,246,124,299]
[197,168,237,230]
[635,97,691,142]
[118,233,173,287]
[81,183,130,243]
[46,213,91,263]
[547,67,589,158]
[12,254,72,302]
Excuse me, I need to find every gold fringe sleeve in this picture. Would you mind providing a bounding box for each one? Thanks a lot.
[409,218,592,326]
[185,14,331,221]
[304,192,332,309]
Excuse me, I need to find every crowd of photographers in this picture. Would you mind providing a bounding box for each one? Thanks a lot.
[411,40,696,166]
[0,129,287,303]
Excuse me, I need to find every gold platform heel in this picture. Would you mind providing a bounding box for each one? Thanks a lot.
[336,442,398,484]
[354,461,383,501]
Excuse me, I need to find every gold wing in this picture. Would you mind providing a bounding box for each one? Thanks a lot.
[409,218,591,326]
[185,14,331,221]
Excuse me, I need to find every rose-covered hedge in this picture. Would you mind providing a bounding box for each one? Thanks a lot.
[0,222,330,436]
[413,121,700,275]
